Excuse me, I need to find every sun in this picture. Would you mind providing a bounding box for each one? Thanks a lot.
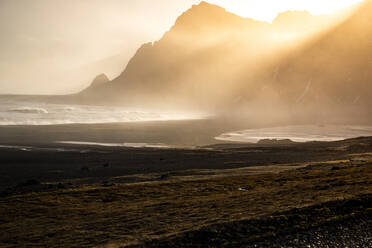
[209,0,363,22]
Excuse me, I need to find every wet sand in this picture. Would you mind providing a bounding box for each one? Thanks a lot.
[0,119,238,147]
[1,129,370,191]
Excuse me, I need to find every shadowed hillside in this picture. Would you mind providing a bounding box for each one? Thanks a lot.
[253,0,372,123]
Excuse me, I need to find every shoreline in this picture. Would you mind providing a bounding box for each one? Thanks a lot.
[0,122,371,247]
[0,133,371,190]
[0,119,238,147]
[1,119,372,148]
[1,140,371,247]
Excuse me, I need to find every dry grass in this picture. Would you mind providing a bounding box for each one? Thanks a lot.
[0,155,371,247]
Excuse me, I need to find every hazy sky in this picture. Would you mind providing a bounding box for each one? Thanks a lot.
[0,0,361,94]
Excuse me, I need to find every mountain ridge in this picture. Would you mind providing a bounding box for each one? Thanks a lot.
[79,0,372,122]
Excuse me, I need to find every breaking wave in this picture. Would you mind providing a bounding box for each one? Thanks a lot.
[8,107,49,114]
[0,99,206,126]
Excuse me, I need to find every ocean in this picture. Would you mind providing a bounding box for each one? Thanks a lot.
[0,97,203,126]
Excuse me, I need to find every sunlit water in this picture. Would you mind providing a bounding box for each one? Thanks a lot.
[216,125,372,143]
[56,141,170,149]
[0,98,205,125]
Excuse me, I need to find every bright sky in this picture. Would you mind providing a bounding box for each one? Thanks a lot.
[210,0,362,22]
[0,0,363,94]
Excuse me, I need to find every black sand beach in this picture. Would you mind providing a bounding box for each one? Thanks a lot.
[0,119,230,147]
[0,120,371,247]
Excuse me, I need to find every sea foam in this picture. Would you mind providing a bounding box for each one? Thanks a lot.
[8,107,49,114]
[0,99,205,126]
[57,141,170,148]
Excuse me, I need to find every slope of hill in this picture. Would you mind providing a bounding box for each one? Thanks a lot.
[264,0,372,122]
[78,1,371,123]
[79,2,337,109]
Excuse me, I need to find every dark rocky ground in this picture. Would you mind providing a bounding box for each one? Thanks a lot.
[135,196,371,248]
[0,134,371,247]
[1,135,371,192]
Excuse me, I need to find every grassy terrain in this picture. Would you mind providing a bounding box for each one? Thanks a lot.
[0,149,371,247]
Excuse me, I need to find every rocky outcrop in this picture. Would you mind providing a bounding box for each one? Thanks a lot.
[90,74,109,87]
[78,73,112,100]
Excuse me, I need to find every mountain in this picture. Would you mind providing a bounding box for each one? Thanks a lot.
[85,73,110,90]
[272,11,330,41]
[259,0,372,122]
[80,2,337,109]
[80,2,269,107]
[78,1,372,123]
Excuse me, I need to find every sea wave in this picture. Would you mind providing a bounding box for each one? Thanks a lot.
[0,101,206,126]
[0,115,200,126]
[61,106,76,112]
[8,107,49,114]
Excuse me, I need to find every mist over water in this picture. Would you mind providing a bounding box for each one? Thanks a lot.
[0,98,206,126]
